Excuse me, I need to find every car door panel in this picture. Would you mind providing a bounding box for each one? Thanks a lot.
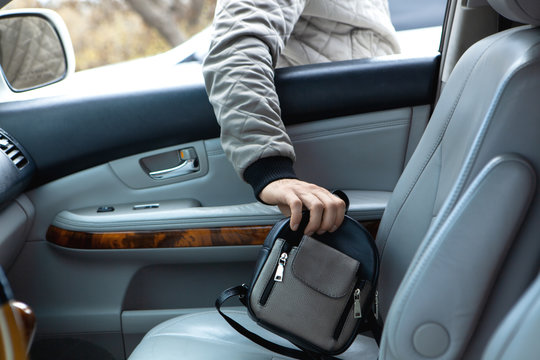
[289,106,431,190]
[0,198,33,270]
[2,55,440,359]
[0,55,438,186]
[9,238,261,359]
[47,191,390,235]
[108,106,430,194]
[109,141,211,189]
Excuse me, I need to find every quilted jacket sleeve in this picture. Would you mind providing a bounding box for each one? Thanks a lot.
[203,0,308,197]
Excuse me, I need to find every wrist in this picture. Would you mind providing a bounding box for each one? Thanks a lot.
[243,156,297,201]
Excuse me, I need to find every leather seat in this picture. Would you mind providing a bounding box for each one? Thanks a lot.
[130,0,540,358]
[129,310,378,359]
[482,272,540,360]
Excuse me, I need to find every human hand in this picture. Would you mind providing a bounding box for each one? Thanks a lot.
[259,179,346,235]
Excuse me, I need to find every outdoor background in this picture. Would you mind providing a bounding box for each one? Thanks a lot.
[5,0,217,71]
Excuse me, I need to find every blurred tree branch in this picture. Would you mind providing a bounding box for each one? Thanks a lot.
[5,0,216,70]
[124,0,186,46]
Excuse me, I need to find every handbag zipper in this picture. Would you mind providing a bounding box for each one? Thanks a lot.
[333,282,364,340]
[273,253,288,282]
[353,288,362,319]
[259,242,290,305]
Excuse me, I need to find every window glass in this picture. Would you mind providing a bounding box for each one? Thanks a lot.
[389,0,446,31]
[390,0,447,56]
[5,0,217,71]
[3,0,446,72]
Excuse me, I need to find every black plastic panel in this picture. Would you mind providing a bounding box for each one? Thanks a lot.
[0,84,218,186]
[0,55,439,186]
[0,128,35,208]
[277,56,440,123]
[0,266,14,304]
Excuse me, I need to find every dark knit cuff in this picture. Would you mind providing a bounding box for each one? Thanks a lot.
[243,156,297,201]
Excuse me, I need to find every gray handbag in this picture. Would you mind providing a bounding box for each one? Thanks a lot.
[216,208,380,359]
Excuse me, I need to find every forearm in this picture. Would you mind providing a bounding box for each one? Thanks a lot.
[203,0,307,195]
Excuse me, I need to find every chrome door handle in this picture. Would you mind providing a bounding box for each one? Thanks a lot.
[147,148,199,180]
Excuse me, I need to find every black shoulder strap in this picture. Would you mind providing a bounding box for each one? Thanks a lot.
[215,285,335,360]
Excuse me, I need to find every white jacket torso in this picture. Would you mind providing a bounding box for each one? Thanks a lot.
[279,0,399,67]
[203,0,400,187]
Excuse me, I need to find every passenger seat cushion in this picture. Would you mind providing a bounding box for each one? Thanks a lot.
[128,310,379,360]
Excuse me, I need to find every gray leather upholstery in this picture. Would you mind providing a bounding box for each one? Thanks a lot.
[481,272,540,360]
[375,24,540,359]
[381,155,535,360]
[128,310,379,360]
[487,0,540,25]
[129,1,540,359]
[51,190,390,232]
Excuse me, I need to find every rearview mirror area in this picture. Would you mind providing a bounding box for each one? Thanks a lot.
[0,9,74,92]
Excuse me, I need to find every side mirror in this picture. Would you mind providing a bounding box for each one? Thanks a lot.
[0,9,75,92]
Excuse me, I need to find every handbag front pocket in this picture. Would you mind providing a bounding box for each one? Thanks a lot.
[250,235,361,352]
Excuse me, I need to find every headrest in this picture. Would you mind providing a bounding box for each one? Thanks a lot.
[488,0,540,26]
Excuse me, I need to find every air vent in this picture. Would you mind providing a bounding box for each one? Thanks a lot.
[0,134,28,170]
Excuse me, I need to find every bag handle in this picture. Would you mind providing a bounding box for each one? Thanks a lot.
[285,190,350,241]
[331,190,350,212]
[215,285,337,360]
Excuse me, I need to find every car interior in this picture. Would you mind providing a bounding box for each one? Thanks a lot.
[0,0,539,359]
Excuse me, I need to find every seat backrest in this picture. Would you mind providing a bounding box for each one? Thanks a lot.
[374,0,540,358]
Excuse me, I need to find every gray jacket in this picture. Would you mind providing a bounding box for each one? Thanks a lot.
[203,0,400,196]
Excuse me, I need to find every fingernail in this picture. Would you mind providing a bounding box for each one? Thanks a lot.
[330,226,338,232]
[290,224,298,231]
[306,231,314,236]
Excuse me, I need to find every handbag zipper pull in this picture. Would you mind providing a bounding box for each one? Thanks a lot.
[273,252,288,282]
[353,288,362,319]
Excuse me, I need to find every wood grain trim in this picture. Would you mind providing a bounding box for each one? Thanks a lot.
[46,220,380,250]
[1,302,28,359]
[11,301,36,354]
[46,225,273,249]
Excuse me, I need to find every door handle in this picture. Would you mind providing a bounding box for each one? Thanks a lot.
[145,148,199,180]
